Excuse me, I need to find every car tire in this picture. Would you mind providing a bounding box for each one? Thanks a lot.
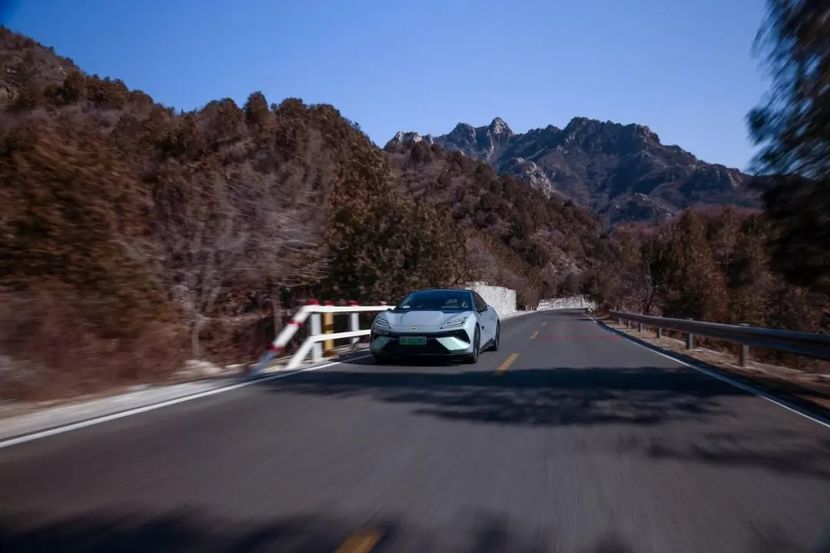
[464,327,480,364]
[491,322,500,351]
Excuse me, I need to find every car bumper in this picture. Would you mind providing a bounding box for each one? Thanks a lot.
[369,329,473,357]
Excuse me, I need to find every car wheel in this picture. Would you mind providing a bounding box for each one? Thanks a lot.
[491,322,500,351]
[464,327,480,364]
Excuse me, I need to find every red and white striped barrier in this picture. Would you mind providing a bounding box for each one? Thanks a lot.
[253,300,391,374]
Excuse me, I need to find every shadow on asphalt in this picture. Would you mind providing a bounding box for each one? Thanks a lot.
[597,319,830,423]
[641,434,830,481]
[0,510,640,553]
[263,366,741,427]
[260,366,830,481]
[2,510,823,552]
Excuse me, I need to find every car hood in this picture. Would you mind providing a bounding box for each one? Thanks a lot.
[383,310,473,332]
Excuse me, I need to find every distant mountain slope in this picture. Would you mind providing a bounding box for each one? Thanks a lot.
[388,117,759,226]
[384,138,614,305]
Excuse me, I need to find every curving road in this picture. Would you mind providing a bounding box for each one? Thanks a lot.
[1,311,829,552]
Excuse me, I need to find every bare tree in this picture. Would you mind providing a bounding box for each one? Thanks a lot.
[156,172,251,358]
[123,124,336,359]
[240,130,333,332]
[257,206,328,332]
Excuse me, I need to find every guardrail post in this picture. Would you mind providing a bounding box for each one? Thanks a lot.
[308,299,322,362]
[322,300,335,357]
[737,324,750,367]
[618,317,623,325]
[638,322,643,334]
[739,344,749,367]
[656,327,662,339]
[349,300,360,347]
[686,333,695,350]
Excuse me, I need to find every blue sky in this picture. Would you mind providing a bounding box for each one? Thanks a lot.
[3,0,766,169]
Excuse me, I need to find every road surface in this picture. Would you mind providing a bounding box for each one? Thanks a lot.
[1,311,829,552]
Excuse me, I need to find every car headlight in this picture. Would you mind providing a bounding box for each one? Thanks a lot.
[442,316,468,328]
[373,316,391,330]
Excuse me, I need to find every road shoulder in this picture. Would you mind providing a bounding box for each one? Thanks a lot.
[596,316,830,428]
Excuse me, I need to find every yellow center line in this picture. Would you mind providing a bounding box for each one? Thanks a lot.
[334,528,382,553]
[530,330,539,340]
[494,353,519,375]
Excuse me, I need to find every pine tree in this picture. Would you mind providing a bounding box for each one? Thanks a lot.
[749,0,830,293]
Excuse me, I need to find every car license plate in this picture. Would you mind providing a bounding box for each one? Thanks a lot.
[399,336,427,346]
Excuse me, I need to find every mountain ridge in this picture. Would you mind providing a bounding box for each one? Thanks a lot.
[387,117,757,226]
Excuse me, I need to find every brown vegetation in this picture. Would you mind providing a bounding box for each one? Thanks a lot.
[0,28,493,399]
[1,17,827,401]
[385,140,613,306]
[593,208,829,337]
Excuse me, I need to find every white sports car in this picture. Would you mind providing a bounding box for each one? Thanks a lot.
[369,288,500,364]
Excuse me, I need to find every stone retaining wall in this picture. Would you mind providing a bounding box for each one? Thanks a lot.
[466,282,517,317]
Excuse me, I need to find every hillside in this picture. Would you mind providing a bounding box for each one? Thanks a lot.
[389,117,759,226]
[0,27,456,396]
[384,139,613,303]
[0,27,613,398]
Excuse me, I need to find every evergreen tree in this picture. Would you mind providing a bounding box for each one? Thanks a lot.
[244,91,270,128]
[749,0,830,293]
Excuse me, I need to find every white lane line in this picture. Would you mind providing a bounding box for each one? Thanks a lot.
[586,315,830,430]
[0,355,372,450]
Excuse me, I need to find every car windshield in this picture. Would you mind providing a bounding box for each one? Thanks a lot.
[395,290,472,312]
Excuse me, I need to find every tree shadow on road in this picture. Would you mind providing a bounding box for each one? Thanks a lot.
[640,434,830,481]
[260,365,830,481]
[4,509,822,552]
[0,509,638,553]
[262,365,742,428]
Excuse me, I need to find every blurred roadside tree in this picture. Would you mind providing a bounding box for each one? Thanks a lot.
[0,126,164,330]
[148,167,251,359]
[749,0,830,293]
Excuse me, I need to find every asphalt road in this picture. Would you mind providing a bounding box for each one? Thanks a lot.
[1,311,829,552]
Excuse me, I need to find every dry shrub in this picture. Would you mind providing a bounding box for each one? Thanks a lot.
[0,288,187,401]
[198,315,272,366]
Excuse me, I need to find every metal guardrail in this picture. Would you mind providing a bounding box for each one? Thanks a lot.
[253,301,392,373]
[610,310,830,366]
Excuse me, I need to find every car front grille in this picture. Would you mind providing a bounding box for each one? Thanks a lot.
[373,329,469,355]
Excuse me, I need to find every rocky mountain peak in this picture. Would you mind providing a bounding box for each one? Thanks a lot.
[387,116,758,226]
[632,123,659,143]
[390,130,433,146]
[561,117,660,146]
[448,122,476,143]
[488,117,512,136]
